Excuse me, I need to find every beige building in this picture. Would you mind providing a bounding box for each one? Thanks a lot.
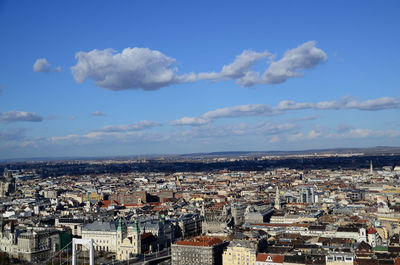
[82,220,119,252]
[326,253,354,265]
[116,219,141,260]
[81,218,141,260]
[223,240,257,265]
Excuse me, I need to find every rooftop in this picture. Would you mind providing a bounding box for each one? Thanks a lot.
[175,236,223,247]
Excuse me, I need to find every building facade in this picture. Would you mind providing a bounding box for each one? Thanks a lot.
[223,240,257,265]
[172,236,228,265]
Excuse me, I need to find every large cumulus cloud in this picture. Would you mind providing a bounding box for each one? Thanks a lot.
[71,41,327,91]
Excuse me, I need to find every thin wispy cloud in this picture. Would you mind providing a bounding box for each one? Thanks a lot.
[0,110,43,123]
[98,120,161,132]
[170,96,400,126]
[33,58,61,73]
[0,128,26,141]
[91,111,107,117]
[71,41,327,90]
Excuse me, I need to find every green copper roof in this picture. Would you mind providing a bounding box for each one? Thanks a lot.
[133,219,140,233]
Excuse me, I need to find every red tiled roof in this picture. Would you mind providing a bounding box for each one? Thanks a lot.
[176,236,223,247]
[367,228,377,234]
[99,200,120,208]
[257,253,284,263]
[124,203,139,208]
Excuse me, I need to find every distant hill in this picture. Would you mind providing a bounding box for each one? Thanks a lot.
[2,146,400,163]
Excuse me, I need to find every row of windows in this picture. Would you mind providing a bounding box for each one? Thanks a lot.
[95,239,110,244]
[326,256,353,262]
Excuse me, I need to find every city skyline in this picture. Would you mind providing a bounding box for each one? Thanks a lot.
[1,1,400,159]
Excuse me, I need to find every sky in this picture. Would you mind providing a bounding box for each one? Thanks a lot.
[1,1,400,159]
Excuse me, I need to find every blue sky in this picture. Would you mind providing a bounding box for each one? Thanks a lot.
[1,0,400,159]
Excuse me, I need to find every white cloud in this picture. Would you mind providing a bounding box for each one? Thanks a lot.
[269,135,280,143]
[182,121,296,139]
[33,58,61,73]
[330,128,400,139]
[0,110,43,122]
[171,96,400,126]
[170,104,279,126]
[260,41,328,85]
[91,111,107,117]
[169,117,210,126]
[71,47,192,91]
[48,131,147,145]
[307,129,322,139]
[197,41,327,87]
[71,41,327,90]
[99,120,161,132]
[203,104,279,119]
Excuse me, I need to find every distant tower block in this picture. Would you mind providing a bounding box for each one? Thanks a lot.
[275,185,281,210]
[370,160,373,175]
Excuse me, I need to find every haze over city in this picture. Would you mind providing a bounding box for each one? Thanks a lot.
[1,1,400,159]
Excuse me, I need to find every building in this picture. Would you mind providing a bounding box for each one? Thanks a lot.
[223,240,258,265]
[116,218,141,260]
[245,206,274,224]
[82,217,170,261]
[231,204,247,226]
[172,236,228,265]
[171,213,203,239]
[203,206,233,234]
[275,186,281,210]
[299,186,314,204]
[17,228,59,262]
[325,253,354,265]
[138,215,174,248]
[0,169,16,198]
[55,218,85,236]
[82,220,119,252]
[0,220,17,256]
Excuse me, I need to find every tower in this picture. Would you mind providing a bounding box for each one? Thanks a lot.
[275,185,281,210]
[132,219,141,254]
[117,217,126,245]
[370,160,373,175]
[358,228,367,243]
[200,203,206,217]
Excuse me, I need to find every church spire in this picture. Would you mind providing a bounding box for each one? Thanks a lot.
[275,185,281,210]
[133,219,140,233]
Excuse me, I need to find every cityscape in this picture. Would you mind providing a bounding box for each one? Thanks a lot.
[1,1,400,265]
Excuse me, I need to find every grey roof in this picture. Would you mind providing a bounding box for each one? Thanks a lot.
[83,220,117,232]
